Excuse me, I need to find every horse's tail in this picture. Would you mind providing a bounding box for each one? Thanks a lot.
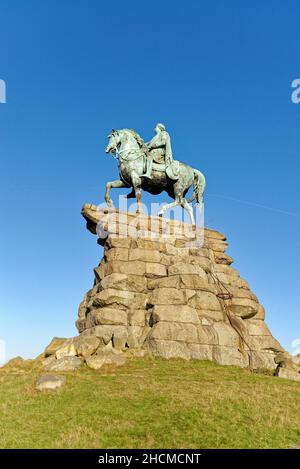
[187,169,206,205]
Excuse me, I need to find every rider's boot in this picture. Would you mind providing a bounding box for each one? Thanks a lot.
[141,158,153,179]
[141,170,152,179]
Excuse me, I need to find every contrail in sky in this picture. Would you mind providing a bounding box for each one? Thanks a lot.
[207,193,300,219]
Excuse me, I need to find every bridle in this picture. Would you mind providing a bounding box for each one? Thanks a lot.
[108,137,144,162]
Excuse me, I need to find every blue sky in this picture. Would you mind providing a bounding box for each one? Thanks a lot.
[0,0,299,361]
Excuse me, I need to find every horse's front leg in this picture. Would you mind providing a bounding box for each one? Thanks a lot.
[105,180,127,207]
[131,171,142,213]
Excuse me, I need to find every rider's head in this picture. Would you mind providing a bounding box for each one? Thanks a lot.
[155,123,166,133]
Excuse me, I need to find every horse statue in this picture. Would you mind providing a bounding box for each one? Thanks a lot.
[104,128,205,225]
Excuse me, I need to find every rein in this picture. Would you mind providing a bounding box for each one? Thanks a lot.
[114,146,144,162]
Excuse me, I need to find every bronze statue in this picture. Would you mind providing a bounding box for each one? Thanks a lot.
[142,123,178,180]
[104,125,205,224]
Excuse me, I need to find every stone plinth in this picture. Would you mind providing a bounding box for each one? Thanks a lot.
[72,204,289,372]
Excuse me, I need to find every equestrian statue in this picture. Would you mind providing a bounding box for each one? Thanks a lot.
[104,123,206,225]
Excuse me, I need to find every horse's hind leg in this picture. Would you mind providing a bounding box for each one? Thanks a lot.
[158,198,194,224]
[126,188,136,199]
[105,180,127,207]
[181,198,195,225]
[157,200,180,217]
[158,178,186,219]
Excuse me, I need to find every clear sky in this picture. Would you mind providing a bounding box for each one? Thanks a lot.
[0,0,299,362]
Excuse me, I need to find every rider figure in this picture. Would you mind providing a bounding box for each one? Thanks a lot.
[142,123,177,179]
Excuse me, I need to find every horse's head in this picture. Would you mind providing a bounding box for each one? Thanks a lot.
[105,129,121,154]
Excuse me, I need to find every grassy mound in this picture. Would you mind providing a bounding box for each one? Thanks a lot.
[0,357,299,449]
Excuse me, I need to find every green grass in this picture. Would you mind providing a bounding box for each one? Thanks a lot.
[0,357,299,448]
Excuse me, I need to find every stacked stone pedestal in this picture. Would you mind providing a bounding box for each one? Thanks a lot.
[71,204,291,372]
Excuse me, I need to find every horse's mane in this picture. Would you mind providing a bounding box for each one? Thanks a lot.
[122,128,145,148]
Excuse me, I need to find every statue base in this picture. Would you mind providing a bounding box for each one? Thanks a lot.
[43,204,300,379]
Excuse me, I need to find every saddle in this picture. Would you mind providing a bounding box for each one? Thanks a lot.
[152,160,180,181]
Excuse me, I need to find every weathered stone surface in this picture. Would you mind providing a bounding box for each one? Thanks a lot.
[249,335,284,353]
[55,341,77,360]
[128,310,147,326]
[100,272,127,289]
[93,290,147,311]
[254,304,265,320]
[36,375,66,391]
[112,327,128,350]
[207,240,228,252]
[44,356,82,372]
[228,287,258,302]
[188,344,213,360]
[85,350,127,370]
[94,261,106,282]
[73,335,100,357]
[199,317,214,326]
[147,275,181,290]
[213,322,240,348]
[197,310,225,322]
[105,248,129,262]
[44,337,68,357]
[168,262,207,279]
[159,253,174,266]
[131,238,165,250]
[105,260,146,276]
[129,248,161,263]
[292,354,300,366]
[106,236,132,249]
[188,256,211,272]
[78,299,89,321]
[149,288,185,306]
[179,275,216,293]
[188,290,221,311]
[184,289,197,302]
[214,252,233,265]
[42,355,56,369]
[97,350,127,366]
[145,339,190,360]
[207,272,233,287]
[162,242,180,256]
[197,324,218,345]
[77,206,287,375]
[245,319,272,336]
[101,273,146,293]
[127,326,150,348]
[92,289,134,309]
[215,265,238,278]
[90,325,115,344]
[277,368,300,382]
[205,228,226,241]
[229,298,260,319]
[85,355,105,370]
[89,307,127,326]
[76,318,88,333]
[250,351,276,370]
[188,247,210,258]
[151,305,199,324]
[274,352,300,374]
[148,322,198,343]
[145,263,167,278]
[213,346,249,368]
